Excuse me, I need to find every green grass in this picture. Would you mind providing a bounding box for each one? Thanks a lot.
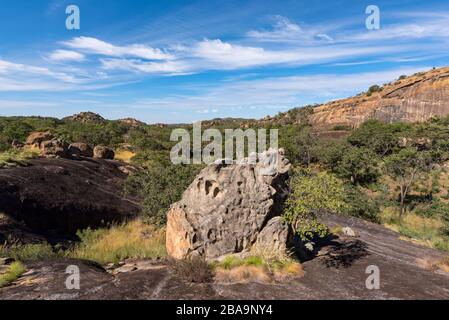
[0,243,56,262]
[0,262,26,288]
[0,149,40,168]
[381,208,449,252]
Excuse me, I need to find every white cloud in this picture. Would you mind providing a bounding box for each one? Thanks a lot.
[100,58,191,75]
[191,39,400,70]
[315,33,334,42]
[48,50,85,62]
[0,59,76,82]
[246,15,333,43]
[247,16,303,40]
[63,36,173,60]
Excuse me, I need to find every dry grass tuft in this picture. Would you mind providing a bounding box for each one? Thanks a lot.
[69,220,166,265]
[213,246,304,284]
[416,256,449,273]
[215,265,272,284]
[169,257,214,283]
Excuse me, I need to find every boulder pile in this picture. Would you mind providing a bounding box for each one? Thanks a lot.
[166,149,292,260]
[23,132,115,160]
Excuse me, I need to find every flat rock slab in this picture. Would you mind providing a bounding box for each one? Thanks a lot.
[1,214,449,300]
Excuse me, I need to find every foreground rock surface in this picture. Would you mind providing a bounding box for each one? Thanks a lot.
[1,214,448,300]
[0,158,139,239]
[166,150,291,260]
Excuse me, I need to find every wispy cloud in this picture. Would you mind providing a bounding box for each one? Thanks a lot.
[48,50,85,62]
[100,58,192,75]
[63,36,173,60]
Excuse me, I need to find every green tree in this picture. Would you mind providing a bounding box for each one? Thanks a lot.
[283,169,348,240]
[337,147,379,185]
[384,148,431,218]
[348,120,408,157]
[124,164,203,225]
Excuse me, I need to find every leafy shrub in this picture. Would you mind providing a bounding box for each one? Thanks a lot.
[283,169,348,240]
[343,185,380,222]
[366,84,382,96]
[333,125,352,131]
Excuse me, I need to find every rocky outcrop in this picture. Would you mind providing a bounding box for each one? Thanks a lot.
[0,158,139,236]
[119,118,145,128]
[68,143,94,158]
[93,146,115,159]
[25,132,54,148]
[166,149,292,260]
[309,67,449,130]
[64,112,105,124]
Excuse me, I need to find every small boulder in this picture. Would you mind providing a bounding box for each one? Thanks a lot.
[342,227,356,237]
[93,146,115,160]
[26,132,54,148]
[68,143,94,158]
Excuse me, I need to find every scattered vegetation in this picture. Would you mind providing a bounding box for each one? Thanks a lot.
[0,262,26,288]
[213,251,303,283]
[170,257,214,283]
[68,220,166,265]
[0,243,56,262]
[0,148,40,168]
[366,84,383,96]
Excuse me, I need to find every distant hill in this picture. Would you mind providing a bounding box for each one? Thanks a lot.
[263,66,449,130]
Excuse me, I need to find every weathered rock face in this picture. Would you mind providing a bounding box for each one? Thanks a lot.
[0,158,140,237]
[308,67,449,130]
[93,146,115,159]
[40,139,69,158]
[25,132,54,148]
[68,143,94,158]
[253,217,290,253]
[166,150,291,260]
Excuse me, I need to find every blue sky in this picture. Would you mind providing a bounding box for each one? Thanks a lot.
[0,0,449,123]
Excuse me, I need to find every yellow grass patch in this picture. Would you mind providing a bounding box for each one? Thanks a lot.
[69,220,166,265]
[114,150,136,163]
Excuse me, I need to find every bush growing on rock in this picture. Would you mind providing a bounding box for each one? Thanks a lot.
[283,169,348,241]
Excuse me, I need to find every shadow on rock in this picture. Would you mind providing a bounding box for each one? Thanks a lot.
[320,238,370,269]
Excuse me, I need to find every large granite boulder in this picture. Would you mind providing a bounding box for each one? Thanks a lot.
[166,149,292,260]
[40,139,69,158]
[68,143,94,158]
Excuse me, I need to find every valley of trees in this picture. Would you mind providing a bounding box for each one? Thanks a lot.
[1,112,448,251]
